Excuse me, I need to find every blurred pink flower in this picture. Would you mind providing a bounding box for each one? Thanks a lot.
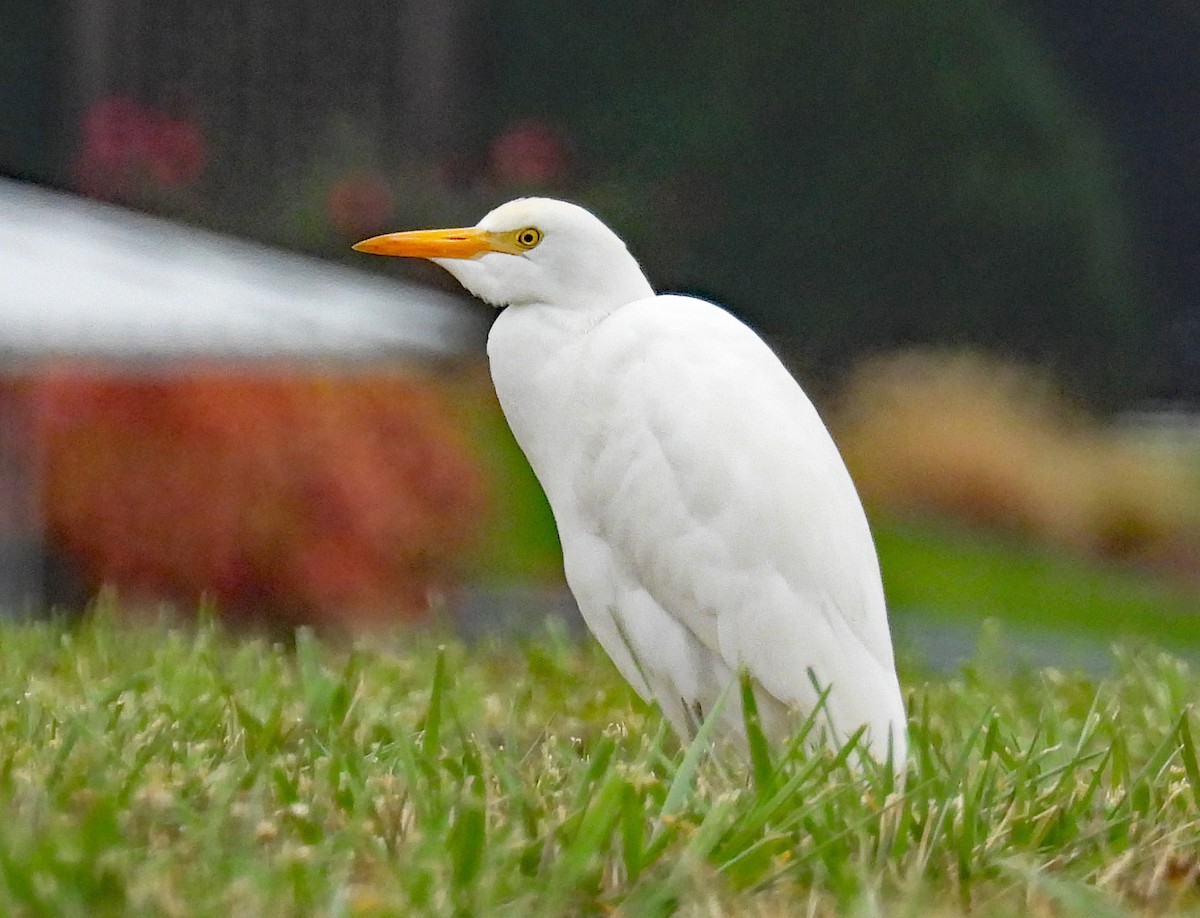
[74,95,208,200]
[327,173,394,238]
[146,118,208,186]
[489,120,570,187]
[79,97,148,174]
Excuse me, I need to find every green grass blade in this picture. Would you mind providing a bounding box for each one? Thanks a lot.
[1177,709,1200,812]
[739,669,775,797]
[421,645,447,761]
[654,675,735,838]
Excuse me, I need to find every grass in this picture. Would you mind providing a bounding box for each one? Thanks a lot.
[879,515,1200,650]
[1,608,1198,916]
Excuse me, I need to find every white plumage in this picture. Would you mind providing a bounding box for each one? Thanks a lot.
[355,198,906,764]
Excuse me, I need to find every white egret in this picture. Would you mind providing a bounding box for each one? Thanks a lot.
[354,198,906,763]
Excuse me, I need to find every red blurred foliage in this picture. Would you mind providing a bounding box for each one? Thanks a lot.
[11,369,486,628]
[327,173,394,239]
[488,120,570,187]
[75,96,208,201]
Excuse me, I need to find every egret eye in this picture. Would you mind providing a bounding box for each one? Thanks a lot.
[514,227,543,249]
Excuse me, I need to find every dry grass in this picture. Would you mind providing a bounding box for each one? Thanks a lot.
[832,350,1200,572]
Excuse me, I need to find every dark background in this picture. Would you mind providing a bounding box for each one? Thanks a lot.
[3,0,1196,405]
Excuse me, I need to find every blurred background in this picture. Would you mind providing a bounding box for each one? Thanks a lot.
[0,1,1198,662]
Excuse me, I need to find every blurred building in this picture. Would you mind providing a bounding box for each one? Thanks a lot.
[2,2,504,622]
[0,178,486,615]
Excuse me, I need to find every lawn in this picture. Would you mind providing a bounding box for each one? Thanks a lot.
[0,606,1198,916]
[879,516,1200,648]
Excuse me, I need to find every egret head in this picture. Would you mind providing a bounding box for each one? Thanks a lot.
[354,198,652,311]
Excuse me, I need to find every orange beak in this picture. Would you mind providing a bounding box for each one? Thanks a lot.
[352,227,502,260]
